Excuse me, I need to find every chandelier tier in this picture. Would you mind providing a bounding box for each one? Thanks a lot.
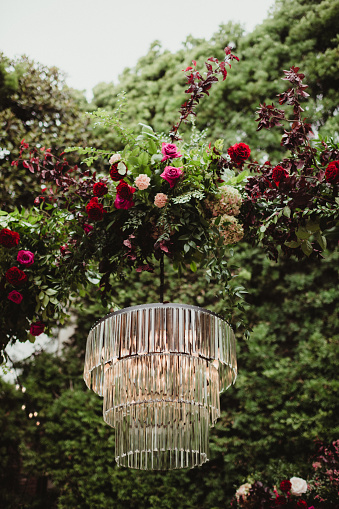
[84,303,237,470]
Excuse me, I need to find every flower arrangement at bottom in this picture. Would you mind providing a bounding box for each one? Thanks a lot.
[234,477,313,508]
[233,440,339,509]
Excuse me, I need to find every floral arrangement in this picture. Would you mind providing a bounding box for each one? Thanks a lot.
[233,440,339,508]
[0,48,338,355]
[0,47,251,353]
[241,66,339,261]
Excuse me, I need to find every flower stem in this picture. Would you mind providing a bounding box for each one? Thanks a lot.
[160,253,164,303]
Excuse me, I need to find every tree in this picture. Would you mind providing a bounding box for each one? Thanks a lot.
[0,54,91,211]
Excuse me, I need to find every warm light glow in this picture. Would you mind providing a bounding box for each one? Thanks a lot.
[84,303,237,470]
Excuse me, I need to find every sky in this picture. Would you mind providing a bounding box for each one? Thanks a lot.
[1,0,276,98]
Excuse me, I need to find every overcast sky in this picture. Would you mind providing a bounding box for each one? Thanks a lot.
[1,0,275,98]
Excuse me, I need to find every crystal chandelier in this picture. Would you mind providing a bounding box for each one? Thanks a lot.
[84,302,237,470]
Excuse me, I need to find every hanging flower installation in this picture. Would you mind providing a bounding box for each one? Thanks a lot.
[1,48,338,470]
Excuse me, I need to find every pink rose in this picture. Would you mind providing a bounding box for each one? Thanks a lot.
[160,166,184,188]
[109,153,121,165]
[135,174,151,190]
[154,193,168,208]
[114,195,135,210]
[161,143,182,162]
[17,250,34,266]
[30,321,45,336]
[8,290,23,304]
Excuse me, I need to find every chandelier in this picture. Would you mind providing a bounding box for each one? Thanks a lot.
[84,302,237,470]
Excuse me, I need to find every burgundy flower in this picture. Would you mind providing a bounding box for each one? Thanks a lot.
[227,143,251,164]
[17,250,34,266]
[110,161,127,181]
[5,267,27,286]
[325,160,339,184]
[7,290,23,304]
[296,501,308,508]
[114,195,134,210]
[116,180,136,200]
[0,228,20,248]
[272,165,289,184]
[83,223,93,235]
[93,182,108,197]
[30,321,45,336]
[275,495,286,505]
[160,166,184,188]
[86,197,104,221]
[280,480,292,493]
[161,143,182,162]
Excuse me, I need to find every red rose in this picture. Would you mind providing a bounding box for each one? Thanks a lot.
[228,143,251,164]
[280,480,292,492]
[114,195,134,210]
[93,182,108,197]
[0,228,20,248]
[30,321,45,336]
[110,161,127,181]
[296,501,308,508]
[275,495,286,505]
[86,197,104,221]
[116,180,136,200]
[325,160,339,184]
[272,165,289,184]
[7,290,23,304]
[160,166,184,188]
[5,267,28,286]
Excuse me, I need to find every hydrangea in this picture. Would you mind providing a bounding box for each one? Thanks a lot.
[206,185,242,216]
[213,214,244,245]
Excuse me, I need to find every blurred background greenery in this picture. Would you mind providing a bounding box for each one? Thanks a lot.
[0,0,338,506]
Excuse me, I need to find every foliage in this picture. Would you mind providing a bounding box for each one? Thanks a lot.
[0,246,337,508]
[0,53,91,211]
[241,66,339,260]
[0,48,252,353]
[90,0,339,160]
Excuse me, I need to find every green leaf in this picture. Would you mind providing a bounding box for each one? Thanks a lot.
[127,156,140,166]
[315,232,327,250]
[283,206,291,218]
[138,123,153,131]
[305,220,320,233]
[138,152,149,166]
[301,240,313,256]
[284,240,300,249]
[190,261,197,272]
[148,139,158,155]
[296,226,311,240]
[45,288,58,296]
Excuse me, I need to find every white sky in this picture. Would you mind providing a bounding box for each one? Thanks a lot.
[1,0,275,98]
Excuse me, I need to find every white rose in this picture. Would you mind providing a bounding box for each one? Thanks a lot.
[109,154,121,165]
[290,476,308,496]
[235,482,251,502]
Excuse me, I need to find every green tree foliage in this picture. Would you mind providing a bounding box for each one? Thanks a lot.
[0,54,91,210]
[90,0,339,161]
[0,249,337,507]
[0,0,338,507]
